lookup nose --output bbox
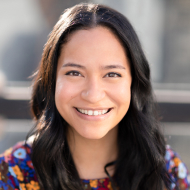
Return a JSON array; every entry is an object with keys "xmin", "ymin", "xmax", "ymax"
[{"xmin": 81, "ymin": 78, "xmax": 105, "ymax": 103}]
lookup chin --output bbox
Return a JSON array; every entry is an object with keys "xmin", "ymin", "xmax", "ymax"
[
  {"xmin": 77, "ymin": 127, "xmax": 113, "ymax": 140},
  {"xmin": 81, "ymin": 133, "xmax": 107, "ymax": 140},
  {"xmin": 68, "ymin": 123, "xmax": 118, "ymax": 140}
]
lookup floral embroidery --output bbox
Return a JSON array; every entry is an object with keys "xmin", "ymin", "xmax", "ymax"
[
  {"xmin": 178, "ymin": 163, "xmax": 187, "ymax": 179},
  {"xmin": 107, "ymin": 181, "xmax": 113, "ymax": 190},
  {"xmin": 12, "ymin": 165, "xmax": 24, "ymax": 181},
  {"xmin": 165, "ymin": 145, "xmax": 190, "ymax": 189},
  {"xmin": 26, "ymin": 161, "xmax": 33, "ymax": 169},
  {"xmin": 19, "ymin": 183, "xmax": 26, "ymax": 190},
  {"xmin": 82, "ymin": 177, "xmax": 111, "ymax": 189},
  {"xmin": 90, "ymin": 179, "xmax": 98, "ymax": 188},
  {"xmin": 165, "ymin": 149, "xmax": 171, "ymax": 161},
  {"xmin": 8, "ymin": 167, "xmax": 16, "ymax": 178},
  {"xmin": 0, "ymin": 161, "xmax": 9, "ymax": 183},
  {"xmin": 13, "ymin": 148, "xmax": 26, "ymax": 160},
  {"xmin": 0, "ymin": 142, "xmax": 39, "ymax": 190},
  {"xmin": 1, "ymin": 147, "xmax": 13, "ymax": 163},
  {"xmin": 0, "ymin": 142, "xmax": 189, "ymax": 190},
  {"xmin": 174, "ymin": 157, "xmax": 181, "ymax": 167},
  {"xmin": 25, "ymin": 180, "xmax": 40, "ymax": 190}
]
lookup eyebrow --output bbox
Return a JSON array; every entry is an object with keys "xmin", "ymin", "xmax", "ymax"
[
  {"xmin": 62, "ymin": 63, "xmax": 126, "ymax": 70},
  {"xmin": 62, "ymin": 63, "xmax": 85, "ymax": 69},
  {"xmin": 102, "ymin": 65, "xmax": 126, "ymax": 70}
]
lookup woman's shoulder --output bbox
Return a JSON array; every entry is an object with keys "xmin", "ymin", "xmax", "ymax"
[
  {"xmin": 165, "ymin": 144, "xmax": 190, "ymax": 190},
  {"xmin": 165, "ymin": 144, "xmax": 188, "ymax": 174},
  {"xmin": 0, "ymin": 141, "xmax": 32, "ymax": 164},
  {"xmin": 0, "ymin": 142, "xmax": 189, "ymax": 190},
  {"xmin": 0, "ymin": 141, "xmax": 40, "ymax": 190}
]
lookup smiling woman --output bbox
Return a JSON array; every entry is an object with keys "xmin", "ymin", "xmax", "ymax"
[
  {"xmin": 55, "ymin": 27, "xmax": 132, "ymax": 140},
  {"xmin": 0, "ymin": 3, "xmax": 190, "ymax": 190}
]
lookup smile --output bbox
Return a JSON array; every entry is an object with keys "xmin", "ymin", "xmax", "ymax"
[{"xmin": 75, "ymin": 108, "xmax": 112, "ymax": 116}]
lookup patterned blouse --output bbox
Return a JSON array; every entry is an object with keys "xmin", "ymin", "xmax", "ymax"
[{"xmin": 0, "ymin": 142, "xmax": 189, "ymax": 190}]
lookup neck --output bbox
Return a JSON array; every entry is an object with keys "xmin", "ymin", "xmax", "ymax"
[{"xmin": 67, "ymin": 126, "xmax": 118, "ymax": 179}]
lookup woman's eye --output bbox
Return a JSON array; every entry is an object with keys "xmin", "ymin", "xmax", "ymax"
[
  {"xmin": 65, "ymin": 71, "xmax": 82, "ymax": 76},
  {"xmin": 105, "ymin": 72, "xmax": 121, "ymax": 78}
]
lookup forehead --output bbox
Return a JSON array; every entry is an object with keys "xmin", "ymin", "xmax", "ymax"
[
  {"xmin": 65, "ymin": 26, "xmax": 124, "ymax": 49},
  {"xmin": 59, "ymin": 26, "xmax": 128, "ymax": 63}
]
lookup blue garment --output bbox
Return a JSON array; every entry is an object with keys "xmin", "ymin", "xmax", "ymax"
[{"xmin": 0, "ymin": 142, "xmax": 189, "ymax": 190}]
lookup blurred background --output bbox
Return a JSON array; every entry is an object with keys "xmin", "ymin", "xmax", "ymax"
[{"xmin": 0, "ymin": 0, "xmax": 190, "ymax": 168}]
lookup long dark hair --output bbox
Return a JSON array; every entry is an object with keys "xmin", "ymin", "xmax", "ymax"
[{"xmin": 29, "ymin": 3, "xmax": 171, "ymax": 190}]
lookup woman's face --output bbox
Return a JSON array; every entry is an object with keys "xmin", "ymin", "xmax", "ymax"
[{"xmin": 55, "ymin": 26, "xmax": 132, "ymax": 140}]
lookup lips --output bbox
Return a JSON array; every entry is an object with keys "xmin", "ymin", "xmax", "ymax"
[{"xmin": 75, "ymin": 108, "xmax": 112, "ymax": 116}]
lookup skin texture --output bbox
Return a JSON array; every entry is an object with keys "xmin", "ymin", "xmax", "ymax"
[{"xmin": 55, "ymin": 26, "xmax": 132, "ymax": 178}]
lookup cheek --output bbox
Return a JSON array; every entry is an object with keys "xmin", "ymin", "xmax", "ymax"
[
  {"xmin": 111, "ymin": 82, "xmax": 131, "ymax": 106},
  {"xmin": 55, "ymin": 80, "xmax": 77, "ymax": 122},
  {"xmin": 55, "ymin": 79, "xmax": 66, "ymax": 103},
  {"xmin": 55, "ymin": 79, "xmax": 71, "ymax": 108},
  {"xmin": 55, "ymin": 78, "xmax": 81, "ymax": 106}
]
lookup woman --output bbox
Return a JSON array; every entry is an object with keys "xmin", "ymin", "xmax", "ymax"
[{"xmin": 0, "ymin": 3, "xmax": 189, "ymax": 190}]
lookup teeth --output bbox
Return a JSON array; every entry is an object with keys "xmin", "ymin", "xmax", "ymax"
[
  {"xmin": 102, "ymin": 110, "xmax": 107, "ymax": 114},
  {"xmin": 88, "ymin": 110, "xmax": 93, "ymax": 115},
  {"xmin": 77, "ymin": 108, "xmax": 110, "ymax": 116}
]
